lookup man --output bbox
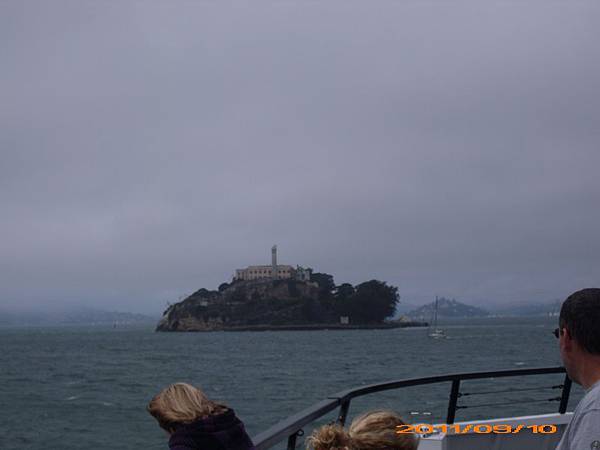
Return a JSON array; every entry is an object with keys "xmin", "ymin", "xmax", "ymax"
[{"xmin": 555, "ymin": 288, "xmax": 600, "ymax": 450}]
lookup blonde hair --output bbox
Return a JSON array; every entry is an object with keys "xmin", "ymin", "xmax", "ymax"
[
  {"xmin": 147, "ymin": 382, "xmax": 228, "ymax": 430},
  {"xmin": 307, "ymin": 410, "xmax": 418, "ymax": 450}
]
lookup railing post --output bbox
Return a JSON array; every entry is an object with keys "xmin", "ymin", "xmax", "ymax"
[
  {"xmin": 446, "ymin": 379, "xmax": 461, "ymax": 424},
  {"xmin": 337, "ymin": 399, "xmax": 351, "ymax": 426},
  {"xmin": 286, "ymin": 433, "xmax": 297, "ymax": 450},
  {"xmin": 287, "ymin": 429, "xmax": 303, "ymax": 450},
  {"xmin": 559, "ymin": 374, "xmax": 572, "ymax": 414}
]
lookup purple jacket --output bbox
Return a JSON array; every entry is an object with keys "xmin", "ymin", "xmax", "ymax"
[{"xmin": 168, "ymin": 409, "xmax": 256, "ymax": 450}]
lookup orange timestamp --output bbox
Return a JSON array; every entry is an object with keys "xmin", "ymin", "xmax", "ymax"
[{"xmin": 396, "ymin": 423, "xmax": 558, "ymax": 435}]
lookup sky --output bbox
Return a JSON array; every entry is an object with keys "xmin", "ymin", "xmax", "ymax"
[{"xmin": 1, "ymin": 1, "xmax": 599, "ymax": 314}]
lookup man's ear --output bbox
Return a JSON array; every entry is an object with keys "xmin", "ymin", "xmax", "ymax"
[{"xmin": 562, "ymin": 327, "xmax": 574, "ymax": 350}]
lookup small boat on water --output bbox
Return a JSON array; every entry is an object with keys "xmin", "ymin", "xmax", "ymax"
[{"xmin": 428, "ymin": 296, "xmax": 446, "ymax": 339}]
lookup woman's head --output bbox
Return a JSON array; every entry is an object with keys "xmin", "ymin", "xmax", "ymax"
[
  {"xmin": 147, "ymin": 382, "xmax": 227, "ymax": 431},
  {"xmin": 307, "ymin": 410, "xmax": 418, "ymax": 450},
  {"xmin": 347, "ymin": 410, "xmax": 417, "ymax": 450},
  {"xmin": 306, "ymin": 424, "xmax": 350, "ymax": 450}
]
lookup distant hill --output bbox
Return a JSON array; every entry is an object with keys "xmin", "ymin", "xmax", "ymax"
[
  {"xmin": 407, "ymin": 298, "xmax": 489, "ymax": 319},
  {"xmin": 393, "ymin": 302, "xmax": 419, "ymax": 317},
  {"xmin": 488, "ymin": 300, "xmax": 561, "ymax": 317},
  {"xmin": 0, "ymin": 307, "xmax": 157, "ymax": 326}
]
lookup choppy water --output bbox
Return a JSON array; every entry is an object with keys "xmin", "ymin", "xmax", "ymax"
[{"xmin": 0, "ymin": 317, "xmax": 584, "ymax": 449}]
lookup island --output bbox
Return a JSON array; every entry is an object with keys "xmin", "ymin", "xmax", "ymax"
[
  {"xmin": 407, "ymin": 297, "xmax": 490, "ymax": 320},
  {"xmin": 156, "ymin": 246, "xmax": 427, "ymax": 332}
]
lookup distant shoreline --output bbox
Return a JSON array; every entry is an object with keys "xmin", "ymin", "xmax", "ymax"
[{"xmin": 159, "ymin": 321, "xmax": 428, "ymax": 332}]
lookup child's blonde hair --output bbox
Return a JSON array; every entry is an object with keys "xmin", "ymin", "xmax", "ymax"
[
  {"xmin": 307, "ymin": 410, "xmax": 418, "ymax": 450},
  {"xmin": 147, "ymin": 382, "xmax": 228, "ymax": 431}
]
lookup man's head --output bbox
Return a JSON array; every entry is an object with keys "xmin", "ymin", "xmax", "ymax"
[{"xmin": 558, "ymin": 288, "xmax": 600, "ymax": 386}]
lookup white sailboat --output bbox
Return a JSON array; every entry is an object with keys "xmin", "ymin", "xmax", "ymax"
[{"xmin": 428, "ymin": 296, "xmax": 446, "ymax": 339}]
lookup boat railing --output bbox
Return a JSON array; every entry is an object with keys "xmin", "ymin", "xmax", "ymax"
[{"xmin": 252, "ymin": 366, "xmax": 571, "ymax": 450}]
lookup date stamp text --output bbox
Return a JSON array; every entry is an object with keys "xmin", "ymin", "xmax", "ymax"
[{"xmin": 396, "ymin": 424, "xmax": 558, "ymax": 435}]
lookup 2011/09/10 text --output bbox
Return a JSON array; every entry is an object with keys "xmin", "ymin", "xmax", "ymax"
[{"xmin": 396, "ymin": 424, "xmax": 558, "ymax": 434}]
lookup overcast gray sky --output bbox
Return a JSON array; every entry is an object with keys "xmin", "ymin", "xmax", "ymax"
[{"xmin": 1, "ymin": 1, "xmax": 599, "ymax": 314}]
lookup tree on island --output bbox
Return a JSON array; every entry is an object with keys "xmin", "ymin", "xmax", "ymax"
[
  {"xmin": 335, "ymin": 283, "xmax": 355, "ymax": 301},
  {"xmin": 310, "ymin": 273, "xmax": 399, "ymax": 323},
  {"xmin": 332, "ymin": 283, "xmax": 355, "ymax": 317},
  {"xmin": 310, "ymin": 272, "xmax": 335, "ymax": 297},
  {"xmin": 337, "ymin": 280, "xmax": 399, "ymax": 324}
]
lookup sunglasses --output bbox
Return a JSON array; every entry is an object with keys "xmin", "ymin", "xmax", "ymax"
[{"xmin": 553, "ymin": 328, "xmax": 560, "ymax": 339}]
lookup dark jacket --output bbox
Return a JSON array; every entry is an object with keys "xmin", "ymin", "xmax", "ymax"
[{"xmin": 168, "ymin": 409, "xmax": 256, "ymax": 450}]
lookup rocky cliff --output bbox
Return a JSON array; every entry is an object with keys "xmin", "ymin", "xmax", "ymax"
[{"xmin": 156, "ymin": 279, "xmax": 325, "ymax": 331}]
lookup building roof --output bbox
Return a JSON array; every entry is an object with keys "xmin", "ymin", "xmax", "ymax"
[{"xmin": 237, "ymin": 265, "xmax": 294, "ymax": 270}]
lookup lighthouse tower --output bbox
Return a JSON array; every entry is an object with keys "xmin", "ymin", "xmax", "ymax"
[{"xmin": 271, "ymin": 245, "xmax": 278, "ymax": 280}]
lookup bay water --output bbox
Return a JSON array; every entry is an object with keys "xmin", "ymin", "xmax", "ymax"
[{"xmin": 0, "ymin": 317, "xmax": 583, "ymax": 449}]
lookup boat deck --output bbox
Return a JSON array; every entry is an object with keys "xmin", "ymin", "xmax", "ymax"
[{"xmin": 252, "ymin": 366, "xmax": 573, "ymax": 450}]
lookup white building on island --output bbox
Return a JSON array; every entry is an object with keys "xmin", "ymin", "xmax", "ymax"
[{"xmin": 234, "ymin": 245, "xmax": 312, "ymax": 282}]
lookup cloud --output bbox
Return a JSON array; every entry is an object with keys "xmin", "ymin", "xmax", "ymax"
[{"xmin": 1, "ymin": 1, "xmax": 599, "ymax": 313}]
